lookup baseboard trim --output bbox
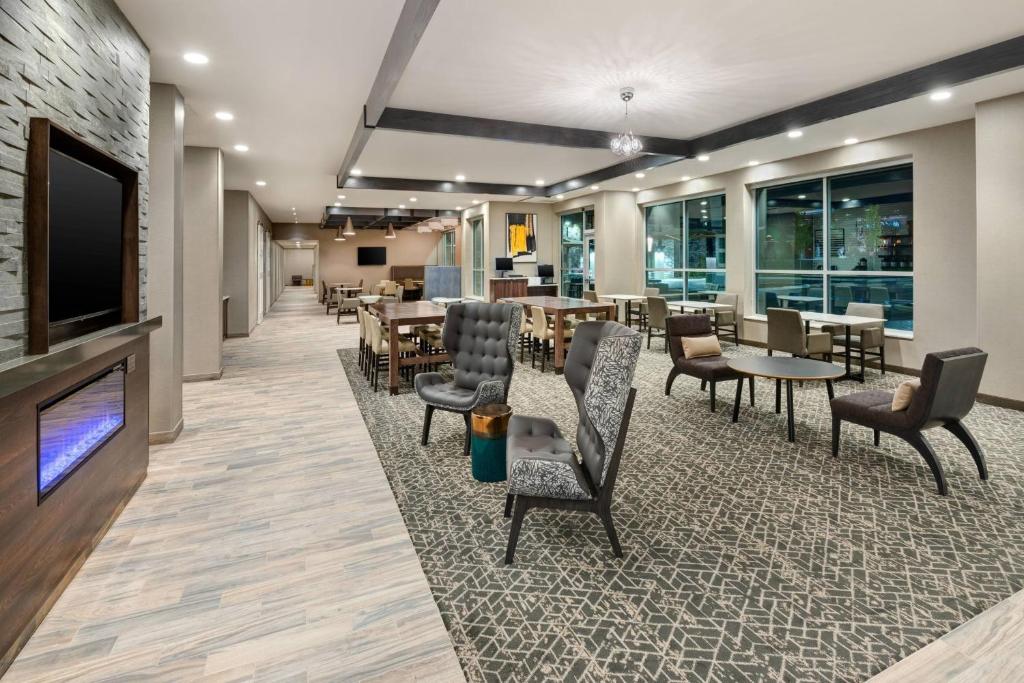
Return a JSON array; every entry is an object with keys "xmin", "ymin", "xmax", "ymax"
[
  {"xmin": 149, "ymin": 417, "xmax": 184, "ymax": 444},
  {"xmin": 225, "ymin": 332, "xmax": 249, "ymax": 339},
  {"xmin": 183, "ymin": 368, "xmax": 223, "ymax": 382}
]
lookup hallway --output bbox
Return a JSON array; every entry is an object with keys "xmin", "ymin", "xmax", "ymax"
[{"xmin": 6, "ymin": 288, "xmax": 462, "ymax": 682}]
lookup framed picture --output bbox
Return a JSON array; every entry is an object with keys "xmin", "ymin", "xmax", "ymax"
[{"xmin": 506, "ymin": 213, "xmax": 538, "ymax": 263}]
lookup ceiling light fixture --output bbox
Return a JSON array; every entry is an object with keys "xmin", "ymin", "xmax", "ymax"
[
  {"xmin": 842, "ymin": 197, "xmax": 851, "ymax": 202},
  {"xmin": 255, "ymin": 180, "xmax": 266, "ymax": 186},
  {"xmin": 385, "ymin": 222, "xmax": 397, "ymax": 239},
  {"xmin": 844, "ymin": 137, "xmax": 859, "ymax": 145},
  {"xmin": 409, "ymin": 197, "xmax": 417, "ymax": 202},
  {"xmin": 337, "ymin": 194, "xmax": 346, "ymax": 199},
  {"xmin": 611, "ymin": 87, "xmax": 643, "ymax": 156},
  {"xmin": 233, "ymin": 144, "xmax": 249, "ymax": 152},
  {"xmin": 455, "ymin": 174, "xmax": 466, "ymax": 181},
  {"xmin": 590, "ymin": 185, "xmax": 599, "ymax": 190},
  {"xmin": 214, "ymin": 111, "xmax": 234, "ymax": 121},
  {"xmin": 455, "ymin": 206, "xmax": 463, "ymax": 210},
  {"xmin": 398, "ymin": 204, "xmax": 406, "ymax": 209},
  {"xmin": 787, "ymin": 130, "xmax": 803, "ymax": 138},
  {"xmin": 343, "ymin": 217, "xmax": 356, "ymax": 236},
  {"xmin": 291, "ymin": 206, "xmax": 296, "ymax": 211},
  {"xmin": 748, "ymin": 160, "xmax": 760, "ymax": 166},
  {"xmin": 472, "ymin": 199, "xmax": 480, "ymax": 204},
  {"xmin": 681, "ymin": 176, "xmax": 692, "ymax": 181},
  {"xmin": 697, "ymin": 154, "xmax": 710, "ymax": 162},
  {"xmin": 632, "ymin": 187, "xmax": 640, "ymax": 192},
  {"xmin": 534, "ymin": 179, "xmax": 545, "ymax": 186},
  {"xmin": 929, "ymin": 89, "xmax": 952, "ymax": 101},
  {"xmin": 556, "ymin": 194, "xmax": 564, "ymax": 199},
  {"xmin": 634, "ymin": 172, "xmax": 645, "ymax": 179},
  {"xmin": 183, "ymin": 52, "xmax": 209, "ymax": 65},
  {"xmin": 700, "ymin": 200, "xmax": 708, "ymax": 205},
  {"xmin": 350, "ymin": 168, "xmax": 362, "ymax": 176},
  {"xmin": 333, "ymin": 202, "xmax": 341, "ymax": 206},
  {"xmin": 797, "ymin": 194, "xmax": 807, "ymax": 199}
]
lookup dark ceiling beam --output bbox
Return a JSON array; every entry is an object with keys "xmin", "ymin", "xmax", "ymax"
[
  {"xmin": 691, "ymin": 33, "xmax": 1024, "ymax": 154},
  {"xmin": 321, "ymin": 206, "xmax": 460, "ymax": 229},
  {"xmin": 342, "ymin": 175, "xmax": 547, "ymax": 197},
  {"xmin": 336, "ymin": 0, "xmax": 440, "ymax": 180},
  {"xmin": 545, "ymin": 154, "xmax": 683, "ymax": 196},
  {"xmin": 375, "ymin": 107, "xmax": 693, "ymax": 156}
]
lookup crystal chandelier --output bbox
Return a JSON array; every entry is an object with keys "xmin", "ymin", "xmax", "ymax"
[{"xmin": 610, "ymin": 87, "xmax": 643, "ymax": 157}]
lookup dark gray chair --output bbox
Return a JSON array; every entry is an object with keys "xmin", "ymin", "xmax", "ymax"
[
  {"xmin": 415, "ymin": 302, "xmax": 521, "ymax": 456},
  {"xmin": 503, "ymin": 321, "xmax": 641, "ymax": 564},
  {"xmin": 830, "ymin": 348, "xmax": 989, "ymax": 495},
  {"xmin": 665, "ymin": 314, "xmax": 753, "ymax": 413}
]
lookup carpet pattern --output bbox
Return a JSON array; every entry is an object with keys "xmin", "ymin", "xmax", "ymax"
[{"xmin": 338, "ymin": 340, "xmax": 1024, "ymax": 682}]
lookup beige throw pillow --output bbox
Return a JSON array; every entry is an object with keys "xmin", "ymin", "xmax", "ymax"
[
  {"xmin": 682, "ymin": 335, "xmax": 722, "ymax": 359},
  {"xmin": 891, "ymin": 378, "xmax": 921, "ymax": 411}
]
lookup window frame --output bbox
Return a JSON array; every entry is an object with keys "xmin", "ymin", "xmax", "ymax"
[
  {"xmin": 470, "ymin": 217, "xmax": 484, "ymax": 297},
  {"xmin": 643, "ymin": 190, "xmax": 726, "ymax": 300},
  {"xmin": 750, "ymin": 161, "xmax": 914, "ymax": 333}
]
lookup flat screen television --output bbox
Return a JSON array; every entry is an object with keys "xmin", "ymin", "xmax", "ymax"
[
  {"xmin": 537, "ymin": 264, "xmax": 554, "ymax": 278},
  {"xmin": 48, "ymin": 150, "xmax": 124, "ymax": 331},
  {"xmin": 358, "ymin": 246, "xmax": 387, "ymax": 266},
  {"xmin": 495, "ymin": 257, "xmax": 513, "ymax": 272}
]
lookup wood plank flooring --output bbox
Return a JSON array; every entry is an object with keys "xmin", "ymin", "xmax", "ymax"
[{"xmin": 4, "ymin": 287, "xmax": 463, "ymax": 682}]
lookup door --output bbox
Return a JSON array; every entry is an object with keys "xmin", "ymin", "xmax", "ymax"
[
  {"xmin": 585, "ymin": 235, "xmax": 596, "ymax": 292},
  {"xmin": 256, "ymin": 222, "xmax": 265, "ymax": 323},
  {"xmin": 560, "ymin": 211, "xmax": 584, "ymax": 299}
]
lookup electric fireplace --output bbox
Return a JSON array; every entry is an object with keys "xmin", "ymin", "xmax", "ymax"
[{"xmin": 37, "ymin": 361, "xmax": 126, "ymax": 500}]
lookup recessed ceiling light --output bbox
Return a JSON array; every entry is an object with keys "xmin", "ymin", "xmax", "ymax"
[
  {"xmin": 681, "ymin": 176, "xmax": 692, "ymax": 181},
  {"xmin": 556, "ymin": 194, "xmax": 564, "ymax": 199},
  {"xmin": 455, "ymin": 206, "xmax": 463, "ymax": 210},
  {"xmin": 350, "ymin": 168, "xmax": 362, "ymax": 176},
  {"xmin": 535, "ymin": 179, "xmax": 545, "ymax": 185},
  {"xmin": 632, "ymin": 187, "xmax": 640, "ymax": 192},
  {"xmin": 787, "ymin": 130, "xmax": 803, "ymax": 138},
  {"xmin": 233, "ymin": 144, "xmax": 249, "ymax": 152},
  {"xmin": 291, "ymin": 207, "xmax": 296, "ymax": 210},
  {"xmin": 841, "ymin": 197, "xmax": 851, "ymax": 202},
  {"xmin": 697, "ymin": 154, "xmax": 710, "ymax": 162},
  {"xmin": 455, "ymin": 174, "xmax": 466, "ymax": 181},
  {"xmin": 255, "ymin": 180, "xmax": 266, "ymax": 186},
  {"xmin": 472, "ymin": 199, "xmax": 480, "ymax": 204},
  {"xmin": 844, "ymin": 137, "xmax": 859, "ymax": 145},
  {"xmin": 333, "ymin": 202, "xmax": 341, "ymax": 206},
  {"xmin": 409, "ymin": 197, "xmax": 417, "ymax": 202},
  {"xmin": 748, "ymin": 160, "xmax": 761, "ymax": 166},
  {"xmin": 634, "ymin": 172, "xmax": 645, "ymax": 179},
  {"xmin": 590, "ymin": 185, "xmax": 599, "ymax": 190},
  {"xmin": 214, "ymin": 111, "xmax": 234, "ymax": 121},
  {"xmin": 294, "ymin": 241, "xmax": 300, "ymax": 246},
  {"xmin": 337, "ymin": 194, "xmax": 345, "ymax": 199},
  {"xmin": 700, "ymin": 200, "xmax": 708, "ymax": 206},
  {"xmin": 701, "ymin": 209, "xmax": 707, "ymax": 214},
  {"xmin": 929, "ymin": 89, "xmax": 952, "ymax": 102},
  {"xmin": 797, "ymin": 194, "xmax": 806, "ymax": 200},
  {"xmin": 398, "ymin": 204, "xmax": 406, "ymax": 209},
  {"xmin": 183, "ymin": 52, "xmax": 209, "ymax": 65}
]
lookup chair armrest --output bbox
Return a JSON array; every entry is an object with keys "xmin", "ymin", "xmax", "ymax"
[
  {"xmin": 861, "ymin": 327, "xmax": 884, "ymax": 348},
  {"xmin": 472, "ymin": 378, "xmax": 507, "ymax": 407}
]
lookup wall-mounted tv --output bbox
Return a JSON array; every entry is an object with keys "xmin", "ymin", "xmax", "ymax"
[{"xmin": 357, "ymin": 246, "xmax": 387, "ymax": 266}]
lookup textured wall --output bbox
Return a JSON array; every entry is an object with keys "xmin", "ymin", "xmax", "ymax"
[{"xmin": 0, "ymin": 0, "xmax": 150, "ymax": 363}]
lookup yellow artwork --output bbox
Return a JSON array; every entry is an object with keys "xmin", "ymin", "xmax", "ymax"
[{"xmin": 506, "ymin": 213, "xmax": 537, "ymax": 263}]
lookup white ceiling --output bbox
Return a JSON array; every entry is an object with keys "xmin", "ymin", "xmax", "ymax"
[{"xmin": 117, "ymin": 0, "xmax": 1024, "ymax": 223}]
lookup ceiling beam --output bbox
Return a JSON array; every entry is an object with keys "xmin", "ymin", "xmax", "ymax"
[
  {"xmin": 690, "ymin": 33, "xmax": 1024, "ymax": 154},
  {"xmin": 545, "ymin": 154, "xmax": 683, "ymax": 196},
  {"xmin": 341, "ymin": 175, "xmax": 547, "ymax": 197},
  {"xmin": 374, "ymin": 107, "xmax": 693, "ymax": 156},
  {"xmin": 336, "ymin": 0, "xmax": 440, "ymax": 180}
]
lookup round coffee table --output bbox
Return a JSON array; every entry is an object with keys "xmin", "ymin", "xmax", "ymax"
[{"xmin": 727, "ymin": 356, "xmax": 844, "ymax": 442}]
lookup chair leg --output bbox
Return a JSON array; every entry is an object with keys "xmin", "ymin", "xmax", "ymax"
[
  {"xmin": 503, "ymin": 493, "xmax": 514, "ymax": 518},
  {"xmin": 775, "ymin": 379, "xmax": 781, "ymax": 414},
  {"xmin": 903, "ymin": 433, "xmax": 948, "ymax": 496},
  {"xmin": 700, "ymin": 379, "xmax": 707, "ymax": 392},
  {"xmin": 732, "ymin": 378, "xmax": 742, "ymax": 422},
  {"xmin": 665, "ymin": 367, "xmax": 681, "ymax": 396},
  {"xmin": 505, "ymin": 496, "xmax": 528, "ymax": 564},
  {"xmin": 860, "ymin": 347, "xmax": 866, "ymax": 377},
  {"xmin": 943, "ymin": 420, "xmax": 989, "ymax": 480},
  {"xmin": 463, "ymin": 412, "xmax": 472, "ymax": 456},
  {"xmin": 873, "ymin": 429, "xmax": 880, "ymax": 446},
  {"xmin": 767, "ymin": 348, "xmax": 773, "ymax": 357},
  {"xmin": 421, "ymin": 405, "xmax": 434, "ymax": 446},
  {"xmin": 647, "ymin": 326, "xmax": 652, "ymax": 350},
  {"xmin": 831, "ymin": 418, "xmax": 841, "ymax": 457},
  {"xmin": 748, "ymin": 376, "xmax": 755, "ymax": 406},
  {"xmin": 710, "ymin": 381, "xmax": 716, "ymax": 412},
  {"xmin": 880, "ymin": 344, "xmax": 886, "ymax": 375},
  {"xmin": 599, "ymin": 508, "xmax": 623, "ymax": 558}
]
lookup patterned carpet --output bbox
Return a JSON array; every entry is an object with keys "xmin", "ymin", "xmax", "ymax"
[{"xmin": 337, "ymin": 339, "xmax": 1024, "ymax": 682}]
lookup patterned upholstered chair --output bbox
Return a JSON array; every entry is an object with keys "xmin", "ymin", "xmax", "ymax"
[
  {"xmin": 830, "ymin": 348, "xmax": 988, "ymax": 495},
  {"xmin": 503, "ymin": 321, "xmax": 641, "ymax": 564},
  {"xmin": 415, "ymin": 302, "xmax": 521, "ymax": 456},
  {"xmin": 665, "ymin": 314, "xmax": 753, "ymax": 413}
]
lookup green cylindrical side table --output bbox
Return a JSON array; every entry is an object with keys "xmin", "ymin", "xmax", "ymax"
[{"xmin": 471, "ymin": 404, "xmax": 512, "ymax": 482}]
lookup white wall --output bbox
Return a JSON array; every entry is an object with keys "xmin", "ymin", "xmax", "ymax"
[
  {"xmin": 223, "ymin": 190, "xmax": 273, "ymax": 336},
  {"xmin": 283, "ymin": 248, "xmax": 315, "ymax": 279}
]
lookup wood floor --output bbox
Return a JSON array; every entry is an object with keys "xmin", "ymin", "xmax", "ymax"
[{"xmin": 5, "ymin": 287, "xmax": 463, "ymax": 682}]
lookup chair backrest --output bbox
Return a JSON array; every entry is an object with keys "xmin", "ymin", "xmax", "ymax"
[
  {"xmin": 358, "ymin": 278, "xmax": 364, "ymax": 288},
  {"xmin": 715, "ymin": 292, "xmax": 738, "ymax": 309},
  {"xmin": 846, "ymin": 301, "xmax": 884, "ymax": 319},
  {"xmin": 321, "ymin": 280, "xmax": 328, "ymax": 302},
  {"xmin": 382, "ymin": 280, "xmax": 397, "ymax": 295},
  {"xmin": 868, "ymin": 285, "xmax": 888, "ymax": 304},
  {"xmin": 643, "ymin": 287, "xmax": 659, "ymax": 297},
  {"xmin": 835, "ymin": 284, "xmax": 854, "ymax": 309},
  {"xmin": 907, "ymin": 348, "xmax": 987, "ymax": 427},
  {"xmin": 396, "ymin": 285, "xmax": 405, "ymax": 302},
  {"xmin": 442, "ymin": 302, "xmax": 521, "ymax": 395},
  {"xmin": 530, "ymin": 306, "xmax": 550, "ymax": 340},
  {"xmin": 367, "ymin": 315, "xmax": 384, "ymax": 352},
  {"xmin": 582, "ymin": 290, "xmax": 598, "ymax": 303},
  {"xmin": 563, "ymin": 321, "xmax": 641, "ymax": 494},
  {"xmin": 766, "ymin": 307, "xmax": 805, "ymax": 355},
  {"xmin": 647, "ymin": 296, "xmax": 669, "ymax": 329},
  {"xmin": 666, "ymin": 314, "xmax": 713, "ymax": 362},
  {"xmin": 356, "ymin": 308, "xmax": 367, "ymax": 340}
]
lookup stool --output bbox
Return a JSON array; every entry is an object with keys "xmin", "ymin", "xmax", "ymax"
[{"xmin": 471, "ymin": 404, "xmax": 512, "ymax": 482}]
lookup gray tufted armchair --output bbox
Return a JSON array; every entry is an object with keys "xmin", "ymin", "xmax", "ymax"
[
  {"xmin": 503, "ymin": 320, "xmax": 641, "ymax": 564},
  {"xmin": 415, "ymin": 302, "xmax": 522, "ymax": 456}
]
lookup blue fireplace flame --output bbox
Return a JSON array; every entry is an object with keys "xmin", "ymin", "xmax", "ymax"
[{"xmin": 38, "ymin": 365, "xmax": 125, "ymax": 498}]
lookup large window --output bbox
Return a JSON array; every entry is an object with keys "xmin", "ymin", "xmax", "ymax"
[
  {"xmin": 470, "ymin": 217, "xmax": 484, "ymax": 297},
  {"xmin": 560, "ymin": 209, "xmax": 591, "ymax": 299},
  {"xmin": 754, "ymin": 164, "xmax": 913, "ymax": 331},
  {"xmin": 644, "ymin": 194, "xmax": 725, "ymax": 301}
]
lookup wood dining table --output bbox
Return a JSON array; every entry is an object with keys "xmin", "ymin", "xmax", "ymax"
[
  {"xmin": 501, "ymin": 296, "xmax": 616, "ymax": 373},
  {"xmin": 372, "ymin": 301, "xmax": 449, "ymax": 395}
]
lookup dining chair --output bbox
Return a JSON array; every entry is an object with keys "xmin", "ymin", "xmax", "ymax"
[
  {"xmin": 645, "ymin": 296, "xmax": 670, "ymax": 352},
  {"xmin": 366, "ymin": 315, "xmax": 416, "ymax": 392},
  {"xmin": 637, "ymin": 287, "xmax": 659, "ymax": 329},
  {"xmin": 766, "ymin": 308, "xmax": 831, "ymax": 360},
  {"xmin": 530, "ymin": 305, "xmax": 573, "ymax": 372},
  {"xmin": 713, "ymin": 292, "xmax": 739, "ymax": 345},
  {"xmin": 822, "ymin": 302, "xmax": 886, "ymax": 376}
]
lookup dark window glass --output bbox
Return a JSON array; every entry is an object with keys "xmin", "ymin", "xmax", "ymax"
[
  {"xmin": 829, "ymin": 275, "xmax": 913, "ymax": 331},
  {"xmin": 685, "ymin": 270, "xmax": 726, "ymax": 300},
  {"xmin": 828, "ymin": 165, "xmax": 913, "ymax": 272},
  {"xmin": 645, "ymin": 270, "xmax": 685, "ymax": 300},
  {"xmin": 645, "ymin": 202, "xmax": 683, "ymax": 269},
  {"xmin": 756, "ymin": 179, "xmax": 824, "ymax": 270},
  {"xmin": 686, "ymin": 195, "xmax": 726, "ymax": 268},
  {"xmin": 755, "ymin": 273, "xmax": 825, "ymax": 314}
]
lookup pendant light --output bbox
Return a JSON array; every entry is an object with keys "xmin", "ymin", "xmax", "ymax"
[
  {"xmin": 333, "ymin": 225, "xmax": 345, "ymax": 241},
  {"xmin": 384, "ymin": 222, "xmax": 397, "ymax": 239},
  {"xmin": 610, "ymin": 87, "xmax": 643, "ymax": 157},
  {"xmin": 342, "ymin": 216, "xmax": 356, "ymax": 236}
]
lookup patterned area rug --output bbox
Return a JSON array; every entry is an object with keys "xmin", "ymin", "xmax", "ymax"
[{"xmin": 337, "ymin": 341, "xmax": 1024, "ymax": 682}]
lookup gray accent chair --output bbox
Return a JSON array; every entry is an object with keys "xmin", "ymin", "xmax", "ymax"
[
  {"xmin": 665, "ymin": 314, "xmax": 753, "ymax": 413},
  {"xmin": 713, "ymin": 292, "xmax": 739, "ymax": 345},
  {"xmin": 415, "ymin": 302, "xmax": 521, "ymax": 455},
  {"xmin": 767, "ymin": 307, "xmax": 831, "ymax": 360},
  {"xmin": 504, "ymin": 321, "xmax": 641, "ymax": 564},
  {"xmin": 830, "ymin": 348, "xmax": 988, "ymax": 495},
  {"xmin": 335, "ymin": 290, "xmax": 359, "ymax": 323},
  {"xmin": 821, "ymin": 302, "xmax": 886, "ymax": 376}
]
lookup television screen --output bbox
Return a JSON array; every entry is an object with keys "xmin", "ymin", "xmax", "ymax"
[
  {"xmin": 48, "ymin": 150, "xmax": 123, "ymax": 325},
  {"xmin": 357, "ymin": 246, "xmax": 386, "ymax": 266},
  {"xmin": 537, "ymin": 264, "xmax": 554, "ymax": 278},
  {"xmin": 495, "ymin": 257, "xmax": 513, "ymax": 271}
]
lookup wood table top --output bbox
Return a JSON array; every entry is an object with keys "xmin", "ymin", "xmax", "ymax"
[
  {"xmin": 372, "ymin": 301, "xmax": 447, "ymax": 324},
  {"xmin": 501, "ymin": 296, "xmax": 613, "ymax": 312},
  {"xmin": 727, "ymin": 356, "xmax": 845, "ymax": 381}
]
